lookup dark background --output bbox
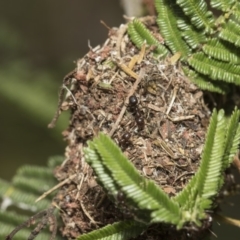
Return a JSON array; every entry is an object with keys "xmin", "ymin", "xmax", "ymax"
[
  {"xmin": 0, "ymin": 1, "xmax": 239, "ymax": 239},
  {"xmin": 0, "ymin": 0, "xmax": 123, "ymax": 179}
]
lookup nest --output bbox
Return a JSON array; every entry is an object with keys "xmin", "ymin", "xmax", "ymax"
[{"xmin": 52, "ymin": 18, "xmax": 212, "ymax": 239}]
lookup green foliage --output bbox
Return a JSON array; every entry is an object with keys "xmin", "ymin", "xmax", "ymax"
[
  {"xmin": 127, "ymin": 19, "xmax": 168, "ymax": 57},
  {"xmin": 155, "ymin": 2, "xmax": 190, "ymax": 58},
  {"xmin": 176, "ymin": 0, "xmax": 214, "ymax": 32},
  {"xmin": 127, "ymin": 0, "xmax": 240, "ymax": 93},
  {"xmin": 84, "ymin": 134, "xmax": 181, "ymax": 225},
  {"xmin": 0, "ymin": 61, "xmax": 69, "ymax": 137},
  {"xmin": 182, "ymin": 66, "xmax": 228, "ymax": 93},
  {"xmin": 210, "ymin": 0, "xmax": 235, "ymax": 11},
  {"xmin": 188, "ymin": 53, "xmax": 240, "ymax": 84},
  {"xmin": 0, "ymin": 156, "xmax": 64, "ymax": 240},
  {"xmin": 77, "ymin": 221, "xmax": 147, "ymax": 240},
  {"xmin": 81, "ymin": 109, "xmax": 240, "ymax": 240},
  {"xmin": 174, "ymin": 109, "xmax": 240, "ymax": 212}
]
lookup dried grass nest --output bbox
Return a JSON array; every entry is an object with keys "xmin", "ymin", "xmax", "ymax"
[{"xmin": 52, "ymin": 18, "xmax": 217, "ymax": 239}]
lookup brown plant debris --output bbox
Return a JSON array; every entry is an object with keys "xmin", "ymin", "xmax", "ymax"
[
  {"xmin": 5, "ymin": 207, "xmax": 57, "ymax": 240},
  {"xmin": 52, "ymin": 18, "xmax": 212, "ymax": 239}
]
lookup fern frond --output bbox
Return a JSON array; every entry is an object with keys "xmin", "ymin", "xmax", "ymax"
[
  {"xmin": 84, "ymin": 145, "xmax": 119, "ymax": 196},
  {"xmin": 12, "ymin": 175, "xmax": 56, "ymax": 198},
  {"xmin": 127, "ymin": 19, "xmax": 169, "ymax": 58},
  {"xmin": 0, "ymin": 211, "xmax": 63, "ymax": 240},
  {"xmin": 182, "ymin": 66, "xmax": 229, "ymax": 94},
  {"xmin": 84, "ymin": 133, "xmax": 181, "ymax": 224},
  {"xmin": 173, "ymin": 109, "xmax": 239, "ymax": 216},
  {"xmin": 176, "ymin": 0, "xmax": 214, "ymax": 32},
  {"xmin": 210, "ymin": 0, "xmax": 235, "ymax": 11},
  {"xmin": 203, "ymin": 39, "xmax": 240, "ymax": 64},
  {"xmin": 0, "ymin": 210, "xmax": 27, "ymax": 226},
  {"xmin": 172, "ymin": 110, "xmax": 221, "ymax": 220},
  {"xmin": 2, "ymin": 186, "xmax": 50, "ymax": 210},
  {"xmin": 155, "ymin": 0, "xmax": 190, "ymax": 58},
  {"xmin": 196, "ymin": 109, "xmax": 226, "ymax": 200},
  {"xmin": 232, "ymin": 2, "xmax": 240, "ymax": 22},
  {"xmin": 77, "ymin": 220, "xmax": 147, "ymax": 240},
  {"xmin": 0, "ymin": 157, "xmax": 64, "ymax": 239},
  {"xmin": 178, "ymin": 19, "xmax": 206, "ymax": 49},
  {"xmin": 0, "ymin": 222, "xmax": 54, "ymax": 240},
  {"xmin": 219, "ymin": 20, "xmax": 240, "ymax": 47},
  {"xmin": 188, "ymin": 52, "xmax": 240, "ymax": 84},
  {"xmin": 0, "ymin": 158, "xmax": 60, "ymax": 211},
  {"xmin": 221, "ymin": 108, "xmax": 240, "ymax": 170},
  {"xmin": 17, "ymin": 165, "xmax": 54, "ymax": 180}
]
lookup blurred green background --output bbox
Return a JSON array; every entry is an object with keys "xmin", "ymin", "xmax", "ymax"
[
  {"xmin": 0, "ymin": 0, "xmax": 239, "ymax": 239},
  {"xmin": 0, "ymin": 0, "xmax": 123, "ymax": 180}
]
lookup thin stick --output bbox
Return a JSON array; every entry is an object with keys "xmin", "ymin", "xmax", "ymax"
[
  {"xmin": 80, "ymin": 201, "xmax": 99, "ymax": 227},
  {"xmin": 109, "ymin": 68, "xmax": 145, "ymax": 137},
  {"xmin": 35, "ymin": 173, "xmax": 77, "ymax": 203},
  {"xmin": 48, "ymin": 69, "xmax": 76, "ymax": 128},
  {"xmin": 75, "ymin": 173, "xmax": 84, "ymax": 200},
  {"xmin": 166, "ymin": 85, "xmax": 179, "ymax": 115},
  {"xmin": 214, "ymin": 213, "xmax": 240, "ymax": 228},
  {"xmin": 172, "ymin": 171, "xmax": 194, "ymax": 185},
  {"xmin": 63, "ymin": 84, "xmax": 78, "ymax": 105},
  {"xmin": 167, "ymin": 115, "xmax": 195, "ymax": 122},
  {"xmin": 5, "ymin": 209, "xmax": 49, "ymax": 240}
]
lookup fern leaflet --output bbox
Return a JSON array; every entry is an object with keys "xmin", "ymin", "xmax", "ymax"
[
  {"xmin": 182, "ymin": 66, "xmax": 229, "ymax": 94},
  {"xmin": 221, "ymin": 108, "xmax": 240, "ymax": 170},
  {"xmin": 155, "ymin": 0, "xmax": 190, "ymax": 58},
  {"xmin": 84, "ymin": 133, "xmax": 181, "ymax": 224},
  {"xmin": 219, "ymin": 19, "xmax": 240, "ymax": 47},
  {"xmin": 210, "ymin": 0, "xmax": 235, "ymax": 11},
  {"xmin": 77, "ymin": 221, "xmax": 147, "ymax": 240},
  {"xmin": 176, "ymin": 0, "xmax": 214, "ymax": 32},
  {"xmin": 188, "ymin": 52, "xmax": 240, "ymax": 84},
  {"xmin": 178, "ymin": 19, "xmax": 206, "ymax": 49},
  {"xmin": 127, "ymin": 19, "xmax": 168, "ymax": 57},
  {"xmin": 196, "ymin": 110, "xmax": 226, "ymax": 200},
  {"xmin": 203, "ymin": 38, "xmax": 240, "ymax": 64}
]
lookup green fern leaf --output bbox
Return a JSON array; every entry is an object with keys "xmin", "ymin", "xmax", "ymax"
[
  {"xmin": 1, "ymin": 222, "xmax": 54, "ymax": 240},
  {"xmin": 210, "ymin": 0, "xmax": 235, "ymax": 11},
  {"xmin": 84, "ymin": 133, "xmax": 181, "ymax": 224},
  {"xmin": 155, "ymin": 0, "xmax": 190, "ymax": 58},
  {"xmin": 12, "ymin": 175, "xmax": 56, "ymax": 198},
  {"xmin": 84, "ymin": 145, "xmax": 119, "ymax": 196},
  {"xmin": 16, "ymin": 165, "xmax": 54, "ymax": 181},
  {"xmin": 176, "ymin": 0, "xmax": 214, "ymax": 32},
  {"xmin": 203, "ymin": 39, "xmax": 240, "ymax": 64},
  {"xmin": 173, "ymin": 109, "xmax": 239, "ymax": 218},
  {"xmin": 0, "ymin": 211, "xmax": 63, "ymax": 240},
  {"xmin": 188, "ymin": 52, "xmax": 240, "ymax": 84},
  {"xmin": 196, "ymin": 109, "xmax": 226, "ymax": 200},
  {"xmin": 77, "ymin": 220, "xmax": 147, "ymax": 240},
  {"xmin": 219, "ymin": 20, "xmax": 240, "ymax": 47},
  {"xmin": 232, "ymin": 2, "xmax": 240, "ymax": 22},
  {"xmin": 182, "ymin": 66, "xmax": 229, "ymax": 94},
  {"xmin": 0, "ymin": 159, "xmax": 59, "ymax": 211},
  {"xmin": 0, "ymin": 210, "xmax": 27, "ymax": 226},
  {"xmin": 0, "ymin": 158, "xmax": 64, "ymax": 240},
  {"xmin": 2, "ymin": 186, "xmax": 50, "ymax": 210},
  {"xmin": 221, "ymin": 108, "xmax": 240, "ymax": 170},
  {"xmin": 127, "ymin": 19, "xmax": 169, "ymax": 57},
  {"xmin": 177, "ymin": 19, "xmax": 206, "ymax": 49}
]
